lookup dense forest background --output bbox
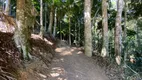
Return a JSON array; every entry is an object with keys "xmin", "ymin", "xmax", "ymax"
[{"xmin": 0, "ymin": 0, "xmax": 142, "ymax": 80}]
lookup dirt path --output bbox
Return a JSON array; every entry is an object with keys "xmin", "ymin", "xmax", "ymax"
[{"xmin": 47, "ymin": 47, "xmax": 109, "ymax": 80}]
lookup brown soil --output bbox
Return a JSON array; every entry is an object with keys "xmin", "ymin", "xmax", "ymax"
[
  {"xmin": 92, "ymin": 55, "xmax": 124, "ymax": 80},
  {"xmin": 0, "ymin": 32, "xmax": 55, "ymax": 80},
  {"xmin": 0, "ymin": 32, "xmax": 20, "ymax": 80},
  {"xmin": 17, "ymin": 34, "xmax": 56, "ymax": 80},
  {"xmin": 47, "ymin": 46, "xmax": 110, "ymax": 80},
  {"xmin": 0, "ymin": 32, "xmax": 124, "ymax": 80}
]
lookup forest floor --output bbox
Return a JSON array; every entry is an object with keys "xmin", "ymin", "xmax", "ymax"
[
  {"xmin": 0, "ymin": 32, "xmax": 124, "ymax": 80},
  {"xmin": 47, "ymin": 46, "xmax": 110, "ymax": 80}
]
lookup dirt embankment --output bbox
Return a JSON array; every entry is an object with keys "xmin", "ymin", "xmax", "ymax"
[
  {"xmin": 0, "ymin": 31, "xmax": 130, "ymax": 80},
  {"xmin": 0, "ymin": 32, "xmax": 56, "ymax": 80}
]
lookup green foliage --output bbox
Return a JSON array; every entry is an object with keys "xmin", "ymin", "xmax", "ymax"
[
  {"xmin": 128, "ymin": 0, "xmax": 142, "ymax": 18},
  {"xmin": 8, "ymin": 0, "xmax": 142, "ymax": 78},
  {"xmin": 127, "ymin": 29, "xmax": 136, "ymax": 36},
  {"xmin": 31, "ymin": 0, "xmax": 40, "ymax": 11},
  {"xmin": 137, "ymin": 18, "xmax": 142, "ymax": 29},
  {"xmin": 45, "ymin": 0, "xmax": 63, "ymax": 7},
  {"xmin": 108, "ymin": 9, "xmax": 117, "ymax": 30},
  {"xmin": 122, "ymin": 17, "xmax": 142, "ymax": 79}
]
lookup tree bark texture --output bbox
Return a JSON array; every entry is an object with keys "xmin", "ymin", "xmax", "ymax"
[
  {"xmin": 5, "ymin": 0, "xmax": 11, "ymax": 15},
  {"xmin": 115, "ymin": 0, "xmax": 124, "ymax": 65},
  {"xmin": 48, "ymin": 6, "xmax": 54, "ymax": 34},
  {"xmin": 14, "ymin": 0, "xmax": 31, "ymax": 60},
  {"xmin": 60, "ymin": 21, "xmax": 62, "ymax": 40},
  {"xmin": 101, "ymin": 0, "xmax": 109, "ymax": 57},
  {"xmin": 124, "ymin": 0, "xmax": 127, "ymax": 67},
  {"xmin": 44, "ymin": 3, "xmax": 47, "ymax": 32},
  {"xmin": 123, "ymin": 0, "xmax": 127, "ymax": 39},
  {"xmin": 78, "ymin": 20, "xmax": 80, "ymax": 46},
  {"xmin": 84, "ymin": 0, "xmax": 92, "ymax": 57},
  {"xmin": 69, "ymin": 17, "xmax": 71, "ymax": 45},
  {"xmin": 53, "ymin": 8, "xmax": 57, "ymax": 37},
  {"xmin": 39, "ymin": 0, "xmax": 44, "ymax": 38}
]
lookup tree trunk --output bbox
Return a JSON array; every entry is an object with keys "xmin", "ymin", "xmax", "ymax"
[
  {"xmin": 60, "ymin": 21, "xmax": 62, "ymax": 40},
  {"xmin": 39, "ymin": 0, "xmax": 44, "ymax": 38},
  {"xmin": 84, "ymin": 0, "xmax": 92, "ymax": 57},
  {"xmin": 115, "ymin": 0, "xmax": 124, "ymax": 65},
  {"xmin": 124, "ymin": 0, "xmax": 127, "ymax": 66},
  {"xmin": 53, "ymin": 8, "xmax": 57, "ymax": 37},
  {"xmin": 48, "ymin": 6, "xmax": 54, "ymax": 34},
  {"xmin": 44, "ymin": 3, "xmax": 47, "ymax": 32},
  {"xmin": 101, "ymin": 0, "xmax": 109, "ymax": 57},
  {"xmin": 2, "ymin": 0, "xmax": 5, "ymax": 11},
  {"xmin": 14, "ymin": 0, "xmax": 31, "ymax": 60},
  {"xmin": 74, "ymin": 23, "xmax": 77, "ymax": 46},
  {"xmin": 69, "ymin": 17, "xmax": 71, "ymax": 45},
  {"xmin": 136, "ymin": 24, "xmax": 140, "ymax": 47},
  {"xmin": 123, "ymin": 0, "xmax": 127, "ymax": 39},
  {"xmin": 5, "ymin": 0, "xmax": 11, "ymax": 15},
  {"xmin": 78, "ymin": 20, "xmax": 80, "ymax": 46}
]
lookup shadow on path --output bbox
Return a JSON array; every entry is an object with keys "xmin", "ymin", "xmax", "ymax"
[{"xmin": 47, "ymin": 47, "xmax": 109, "ymax": 80}]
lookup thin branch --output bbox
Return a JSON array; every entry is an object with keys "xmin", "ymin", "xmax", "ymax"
[{"xmin": 126, "ymin": 65, "xmax": 142, "ymax": 80}]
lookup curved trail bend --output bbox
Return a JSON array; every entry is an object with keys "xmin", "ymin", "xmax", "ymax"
[{"xmin": 48, "ymin": 47, "xmax": 109, "ymax": 80}]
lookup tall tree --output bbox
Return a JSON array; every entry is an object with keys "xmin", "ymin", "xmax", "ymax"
[
  {"xmin": 44, "ymin": 3, "xmax": 47, "ymax": 32},
  {"xmin": 101, "ymin": 0, "xmax": 108, "ymax": 57},
  {"xmin": 53, "ymin": 8, "xmax": 57, "ymax": 37},
  {"xmin": 69, "ymin": 16, "xmax": 71, "ymax": 45},
  {"xmin": 5, "ymin": 0, "xmax": 11, "ymax": 15},
  {"xmin": 123, "ymin": 0, "xmax": 127, "ymax": 39},
  {"xmin": 84, "ymin": 0, "xmax": 92, "ymax": 57},
  {"xmin": 78, "ymin": 19, "xmax": 81, "ymax": 46},
  {"xmin": 74, "ymin": 23, "xmax": 77, "ymax": 46},
  {"xmin": 123, "ymin": 0, "xmax": 127, "ymax": 66},
  {"xmin": 39, "ymin": 0, "xmax": 44, "ymax": 38},
  {"xmin": 115, "ymin": 0, "xmax": 124, "ymax": 65},
  {"xmin": 14, "ymin": 0, "xmax": 31, "ymax": 60},
  {"xmin": 48, "ymin": 6, "xmax": 54, "ymax": 34}
]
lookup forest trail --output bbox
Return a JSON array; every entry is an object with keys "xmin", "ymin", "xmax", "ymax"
[{"xmin": 47, "ymin": 46, "xmax": 110, "ymax": 80}]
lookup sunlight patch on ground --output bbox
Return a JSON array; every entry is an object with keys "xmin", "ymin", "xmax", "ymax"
[
  {"xmin": 55, "ymin": 47, "xmax": 84, "ymax": 56},
  {"xmin": 60, "ymin": 51, "xmax": 72, "ymax": 56},
  {"xmin": 50, "ymin": 73, "xmax": 60, "ymax": 77},
  {"xmin": 31, "ymin": 34, "xmax": 53, "ymax": 46},
  {"xmin": 71, "ymin": 49, "xmax": 74, "ymax": 52},
  {"xmin": 31, "ymin": 34, "xmax": 42, "ymax": 39},
  {"xmin": 38, "ymin": 73, "xmax": 47, "ymax": 78},
  {"xmin": 57, "ymin": 77, "xmax": 67, "ymax": 80},
  {"xmin": 53, "ymin": 58, "xmax": 64, "ymax": 63},
  {"xmin": 55, "ymin": 47, "xmax": 73, "ymax": 56},
  {"xmin": 70, "ymin": 47, "xmax": 77, "ymax": 52},
  {"xmin": 50, "ymin": 67, "xmax": 65, "ymax": 77},
  {"xmin": 55, "ymin": 47, "xmax": 66, "ymax": 53},
  {"xmin": 77, "ymin": 51, "xmax": 83, "ymax": 54},
  {"xmin": 44, "ymin": 38, "xmax": 53, "ymax": 45},
  {"xmin": 60, "ymin": 58, "xmax": 64, "ymax": 62}
]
